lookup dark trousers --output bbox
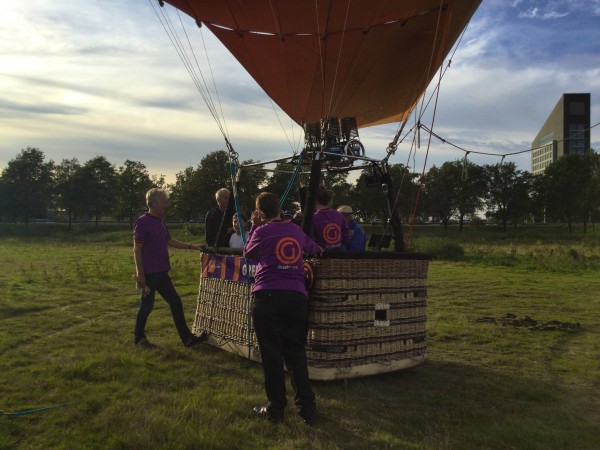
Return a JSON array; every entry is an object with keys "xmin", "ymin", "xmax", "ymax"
[
  {"xmin": 134, "ymin": 271, "xmax": 192, "ymax": 344},
  {"xmin": 252, "ymin": 290, "xmax": 316, "ymax": 416}
]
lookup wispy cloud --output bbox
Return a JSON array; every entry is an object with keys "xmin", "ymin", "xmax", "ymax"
[{"xmin": 518, "ymin": 7, "xmax": 569, "ymax": 19}]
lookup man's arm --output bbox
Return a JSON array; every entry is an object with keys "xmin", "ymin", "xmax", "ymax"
[
  {"xmin": 133, "ymin": 240, "xmax": 145, "ymax": 285},
  {"xmin": 168, "ymin": 237, "xmax": 204, "ymax": 250}
]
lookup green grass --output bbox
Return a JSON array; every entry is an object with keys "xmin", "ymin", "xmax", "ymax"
[{"xmin": 1, "ymin": 225, "xmax": 599, "ymax": 449}]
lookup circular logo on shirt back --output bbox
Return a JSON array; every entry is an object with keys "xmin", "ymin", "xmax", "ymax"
[
  {"xmin": 323, "ymin": 223, "xmax": 341, "ymax": 245},
  {"xmin": 275, "ymin": 237, "xmax": 301, "ymax": 265}
]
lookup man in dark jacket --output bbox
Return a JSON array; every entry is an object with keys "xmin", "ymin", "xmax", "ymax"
[{"xmin": 205, "ymin": 188, "xmax": 232, "ymax": 247}]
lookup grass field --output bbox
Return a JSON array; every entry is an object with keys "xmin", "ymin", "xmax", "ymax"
[{"xmin": 1, "ymin": 224, "xmax": 599, "ymax": 449}]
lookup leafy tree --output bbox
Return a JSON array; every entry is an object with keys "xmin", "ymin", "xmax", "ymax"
[
  {"xmin": 451, "ymin": 162, "xmax": 486, "ymax": 230},
  {"xmin": 237, "ymin": 159, "xmax": 268, "ymax": 216},
  {"xmin": 79, "ymin": 156, "xmax": 117, "ymax": 226},
  {"xmin": 484, "ymin": 162, "xmax": 532, "ymax": 232},
  {"xmin": 506, "ymin": 171, "xmax": 533, "ymax": 230},
  {"xmin": 423, "ymin": 165, "xmax": 453, "ymax": 231},
  {"xmin": 169, "ymin": 166, "xmax": 201, "ymax": 222},
  {"xmin": 352, "ymin": 164, "xmax": 417, "ymax": 224},
  {"xmin": 421, "ymin": 160, "xmax": 486, "ymax": 231},
  {"xmin": 114, "ymin": 160, "xmax": 154, "ymax": 229},
  {"xmin": 580, "ymin": 150, "xmax": 600, "ymax": 233},
  {"xmin": 197, "ymin": 150, "xmax": 232, "ymax": 216},
  {"xmin": 264, "ymin": 162, "xmax": 302, "ymax": 210},
  {"xmin": 542, "ymin": 152, "xmax": 595, "ymax": 233},
  {"xmin": 0, "ymin": 147, "xmax": 54, "ymax": 223},
  {"xmin": 54, "ymin": 158, "xmax": 82, "ymax": 228}
]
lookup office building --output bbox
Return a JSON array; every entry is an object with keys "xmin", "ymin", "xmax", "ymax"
[{"xmin": 531, "ymin": 93, "xmax": 590, "ymax": 175}]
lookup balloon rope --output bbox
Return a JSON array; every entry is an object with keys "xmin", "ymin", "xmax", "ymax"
[
  {"xmin": 229, "ymin": 161, "xmax": 246, "ymax": 244},
  {"xmin": 405, "ymin": 5, "xmax": 452, "ymax": 247},
  {"xmin": 148, "ymin": 0, "xmax": 229, "ymax": 141},
  {"xmin": 279, "ymin": 153, "xmax": 304, "ymax": 207},
  {"xmin": 266, "ymin": 0, "xmax": 302, "ymax": 153},
  {"xmin": 314, "ymin": 0, "xmax": 326, "ymax": 118},
  {"xmin": 174, "ymin": 8, "xmax": 229, "ymax": 140},
  {"xmin": 325, "ymin": 0, "xmax": 352, "ymax": 119}
]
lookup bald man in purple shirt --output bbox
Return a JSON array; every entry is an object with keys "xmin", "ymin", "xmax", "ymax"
[{"xmin": 244, "ymin": 192, "xmax": 322, "ymax": 425}]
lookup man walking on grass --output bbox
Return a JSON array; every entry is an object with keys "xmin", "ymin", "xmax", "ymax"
[{"xmin": 132, "ymin": 188, "xmax": 206, "ymax": 348}]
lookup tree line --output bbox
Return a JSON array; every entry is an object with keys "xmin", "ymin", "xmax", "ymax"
[{"xmin": 1, "ymin": 147, "xmax": 599, "ymax": 232}]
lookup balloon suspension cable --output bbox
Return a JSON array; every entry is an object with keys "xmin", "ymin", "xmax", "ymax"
[
  {"xmin": 266, "ymin": 0, "xmax": 302, "ymax": 154},
  {"xmin": 229, "ymin": 159, "xmax": 246, "ymax": 244},
  {"xmin": 279, "ymin": 153, "xmax": 304, "ymax": 207},
  {"xmin": 385, "ymin": 118, "xmax": 409, "ymax": 159},
  {"xmin": 385, "ymin": 11, "xmax": 471, "ymax": 165},
  {"xmin": 404, "ymin": 5, "xmax": 451, "ymax": 248},
  {"xmin": 149, "ymin": 0, "xmax": 231, "ymax": 145},
  {"xmin": 325, "ymin": 0, "xmax": 352, "ymax": 119}
]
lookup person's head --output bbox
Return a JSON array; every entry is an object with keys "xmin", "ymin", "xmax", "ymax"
[
  {"xmin": 255, "ymin": 192, "xmax": 281, "ymax": 220},
  {"xmin": 337, "ymin": 205, "xmax": 354, "ymax": 224},
  {"xmin": 146, "ymin": 188, "xmax": 169, "ymax": 216},
  {"xmin": 316, "ymin": 186, "xmax": 334, "ymax": 208},
  {"xmin": 232, "ymin": 213, "xmax": 246, "ymax": 233},
  {"xmin": 215, "ymin": 188, "xmax": 230, "ymax": 211},
  {"xmin": 282, "ymin": 209, "xmax": 294, "ymax": 221}
]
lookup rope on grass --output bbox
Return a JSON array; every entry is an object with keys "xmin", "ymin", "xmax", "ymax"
[{"xmin": 1, "ymin": 403, "xmax": 67, "ymax": 417}]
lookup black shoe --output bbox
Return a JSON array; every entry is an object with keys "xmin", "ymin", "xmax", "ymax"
[
  {"xmin": 134, "ymin": 337, "xmax": 157, "ymax": 349},
  {"xmin": 300, "ymin": 409, "xmax": 319, "ymax": 426},
  {"xmin": 253, "ymin": 405, "xmax": 283, "ymax": 424},
  {"xmin": 184, "ymin": 330, "xmax": 207, "ymax": 347}
]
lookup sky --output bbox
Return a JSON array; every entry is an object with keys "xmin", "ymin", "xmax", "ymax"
[{"xmin": 1, "ymin": 0, "xmax": 599, "ymax": 183}]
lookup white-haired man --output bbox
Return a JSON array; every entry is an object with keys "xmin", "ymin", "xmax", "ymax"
[
  {"xmin": 133, "ymin": 188, "xmax": 206, "ymax": 348},
  {"xmin": 205, "ymin": 188, "xmax": 233, "ymax": 247}
]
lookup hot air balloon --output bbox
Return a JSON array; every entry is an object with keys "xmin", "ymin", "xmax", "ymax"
[{"xmin": 151, "ymin": 0, "xmax": 482, "ymax": 379}]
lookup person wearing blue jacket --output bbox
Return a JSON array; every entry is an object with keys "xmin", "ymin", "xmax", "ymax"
[{"xmin": 337, "ymin": 205, "xmax": 366, "ymax": 251}]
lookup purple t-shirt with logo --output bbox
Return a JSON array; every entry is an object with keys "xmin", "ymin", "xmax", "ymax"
[
  {"xmin": 133, "ymin": 213, "xmax": 171, "ymax": 274},
  {"xmin": 311, "ymin": 208, "xmax": 351, "ymax": 249},
  {"xmin": 243, "ymin": 221, "xmax": 321, "ymax": 295}
]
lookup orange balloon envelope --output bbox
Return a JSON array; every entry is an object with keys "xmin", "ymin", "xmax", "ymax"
[{"xmin": 164, "ymin": 0, "xmax": 482, "ymax": 128}]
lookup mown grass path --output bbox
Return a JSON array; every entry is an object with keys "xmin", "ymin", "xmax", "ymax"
[{"xmin": 1, "ymin": 228, "xmax": 599, "ymax": 449}]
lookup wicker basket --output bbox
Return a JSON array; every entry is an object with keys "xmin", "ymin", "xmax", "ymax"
[{"xmin": 193, "ymin": 251, "xmax": 429, "ymax": 380}]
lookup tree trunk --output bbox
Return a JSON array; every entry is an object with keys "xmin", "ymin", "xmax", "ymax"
[
  {"xmin": 68, "ymin": 210, "xmax": 72, "ymax": 230},
  {"xmin": 459, "ymin": 213, "xmax": 464, "ymax": 231}
]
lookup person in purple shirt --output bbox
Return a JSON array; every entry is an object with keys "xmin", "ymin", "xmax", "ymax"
[
  {"xmin": 133, "ymin": 188, "xmax": 206, "ymax": 348},
  {"xmin": 244, "ymin": 192, "xmax": 322, "ymax": 425},
  {"xmin": 311, "ymin": 187, "xmax": 351, "ymax": 250}
]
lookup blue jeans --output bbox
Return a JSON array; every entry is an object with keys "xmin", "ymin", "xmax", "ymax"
[{"xmin": 134, "ymin": 271, "xmax": 192, "ymax": 344}]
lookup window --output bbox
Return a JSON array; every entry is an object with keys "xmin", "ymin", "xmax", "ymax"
[
  {"xmin": 567, "ymin": 123, "xmax": 585, "ymax": 155},
  {"xmin": 569, "ymin": 101, "xmax": 585, "ymax": 115}
]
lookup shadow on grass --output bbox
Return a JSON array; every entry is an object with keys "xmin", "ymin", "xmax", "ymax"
[{"xmin": 309, "ymin": 358, "xmax": 599, "ymax": 449}]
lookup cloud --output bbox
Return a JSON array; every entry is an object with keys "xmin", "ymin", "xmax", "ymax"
[
  {"xmin": 518, "ymin": 7, "xmax": 569, "ymax": 19},
  {"xmin": 0, "ymin": 99, "xmax": 88, "ymax": 116}
]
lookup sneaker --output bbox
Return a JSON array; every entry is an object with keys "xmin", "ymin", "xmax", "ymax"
[
  {"xmin": 134, "ymin": 337, "xmax": 157, "ymax": 349},
  {"xmin": 253, "ymin": 405, "xmax": 284, "ymax": 424},
  {"xmin": 184, "ymin": 330, "xmax": 208, "ymax": 348},
  {"xmin": 300, "ymin": 408, "xmax": 319, "ymax": 426}
]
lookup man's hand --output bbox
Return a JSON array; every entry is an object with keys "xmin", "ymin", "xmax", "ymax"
[
  {"xmin": 133, "ymin": 273, "xmax": 145, "ymax": 286},
  {"xmin": 190, "ymin": 243, "xmax": 205, "ymax": 251},
  {"xmin": 250, "ymin": 210, "xmax": 265, "ymax": 227}
]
